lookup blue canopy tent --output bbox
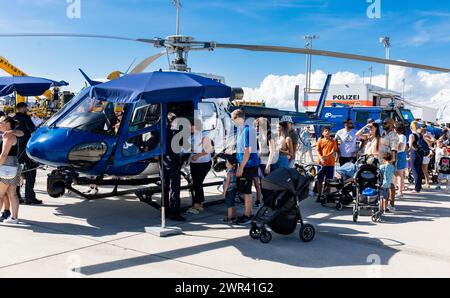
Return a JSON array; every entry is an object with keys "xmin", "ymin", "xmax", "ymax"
[
  {"xmin": 89, "ymin": 71, "xmax": 231, "ymax": 104},
  {"xmin": 0, "ymin": 76, "xmax": 68, "ymax": 97},
  {"xmin": 89, "ymin": 71, "xmax": 231, "ymax": 231}
]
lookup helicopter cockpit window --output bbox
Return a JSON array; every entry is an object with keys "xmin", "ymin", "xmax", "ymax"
[
  {"xmin": 44, "ymin": 88, "xmax": 89, "ymax": 127},
  {"xmin": 122, "ymin": 131, "xmax": 160, "ymax": 157},
  {"xmin": 129, "ymin": 103, "xmax": 161, "ymax": 131},
  {"xmin": 55, "ymin": 95, "xmax": 119, "ymax": 135},
  {"xmin": 198, "ymin": 102, "xmax": 217, "ymax": 131}
]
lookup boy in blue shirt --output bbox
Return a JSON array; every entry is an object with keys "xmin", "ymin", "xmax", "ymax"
[
  {"xmin": 380, "ymin": 152, "xmax": 396, "ymax": 213},
  {"xmin": 231, "ymin": 109, "xmax": 260, "ymax": 225}
]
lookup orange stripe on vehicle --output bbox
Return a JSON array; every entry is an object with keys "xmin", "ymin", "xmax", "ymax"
[{"xmin": 303, "ymin": 100, "xmax": 374, "ymax": 107}]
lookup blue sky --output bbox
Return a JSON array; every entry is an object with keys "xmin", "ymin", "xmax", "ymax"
[{"xmin": 1, "ymin": 0, "xmax": 450, "ymax": 91}]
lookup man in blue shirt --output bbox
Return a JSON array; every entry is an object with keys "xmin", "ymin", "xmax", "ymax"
[{"xmin": 231, "ymin": 109, "xmax": 260, "ymax": 225}]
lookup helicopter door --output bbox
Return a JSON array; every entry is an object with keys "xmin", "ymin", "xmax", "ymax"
[{"xmin": 113, "ymin": 102, "xmax": 162, "ymax": 168}]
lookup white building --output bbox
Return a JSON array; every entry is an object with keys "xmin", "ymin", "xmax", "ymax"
[{"xmin": 303, "ymin": 83, "xmax": 401, "ymax": 111}]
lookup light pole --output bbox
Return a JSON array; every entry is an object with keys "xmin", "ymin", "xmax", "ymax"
[
  {"xmin": 402, "ymin": 78, "xmax": 406, "ymax": 98},
  {"xmin": 380, "ymin": 36, "xmax": 391, "ymax": 90},
  {"xmin": 304, "ymin": 35, "xmax": 319, "ymax": 92}
]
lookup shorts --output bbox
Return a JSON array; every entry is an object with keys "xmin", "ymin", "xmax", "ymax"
[
  {"xmin": 381, "ymin": 188, "xmax": 389, "ymax": 200},
  {"xmin": 225, "ymin": 189, "xmax": 236, "ymax": 208},
  {"xmin": 318, "ymin": 166, "xmax": 335, "ymax": 182},
  {"xmin": 396, "ymin": 151, "xmax": 407, "ymax": 170},
  {"xmin": 237, "ymin": 166, "xmax": 258, "ymax": 195},
  {"xmin": 423, "ymin": 156, "xmax": 430, "ymax": 165}
]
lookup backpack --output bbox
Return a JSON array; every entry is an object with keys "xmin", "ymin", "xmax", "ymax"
[{"xmin": 416, "ymin": 134, "xmax": 430, "ymax": 157}]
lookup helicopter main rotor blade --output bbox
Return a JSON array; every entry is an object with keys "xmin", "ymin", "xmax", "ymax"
[
  {"xmin": 215, "ymin": 43, "xmax": 450, "ymax": 73},
  {"xmin": 129, "ymin": 51, "xmax": 166, "ymax": 74},
  {"xmin": 0, "ymin": 33, "xmax": 156, "ymax": 45}
]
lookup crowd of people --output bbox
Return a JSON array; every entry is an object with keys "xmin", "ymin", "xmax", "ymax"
[
  {"xmin": 1, "ymin": 104, "xmax": 449, "ymax": 226},
  {"xmin": 317, "ymin": 118, "xmax": 450, "ymax": 213},
  {"xmin": 139, "ymin": 108, "xmax": 450, "ymax": 224}
]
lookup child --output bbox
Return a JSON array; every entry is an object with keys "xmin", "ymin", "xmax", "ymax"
[
  {"xmin": 435, "ymin": 140, "xmax": 450, "ymax": 192},
  {"xmin": 223, "ymin": 157, "xmax": 238, "ymax": 224},
  {"xmin": 380, "ymin": 152, "xmax": 396, "ymax": 213}
]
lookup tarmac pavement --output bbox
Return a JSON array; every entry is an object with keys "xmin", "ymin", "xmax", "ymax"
[{"xmin": 1, "ymin": 170, "xmax": 450, "ymax": 278}]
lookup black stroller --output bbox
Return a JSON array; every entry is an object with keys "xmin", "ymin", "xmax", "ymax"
[
  {"xmin": 249, "ymin": 165, "xmax": 316, "ymax": 244},
  {"xmin": 319, "ymin": 162, "xmax": 356, "ymax": 210},
  {"xmin": 353, "ymin": 160, "xmax": 383, "ymax": 223}
]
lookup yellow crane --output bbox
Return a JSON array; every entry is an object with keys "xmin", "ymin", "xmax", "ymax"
[{"xmin": 0, "ymin": 55, "xmax": 52, "ymax": 103}]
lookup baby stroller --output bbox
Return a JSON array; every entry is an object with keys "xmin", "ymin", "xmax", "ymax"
[
  {"xmin": 319, "ymin": 162, "xmax": 356, "ymax": 210},
  {"xmin": 249, "ymin": 165, "xmax": 316, "ymax": 244},
  {"xmin": 353, "ymin": 157, "xmax": 383, "ymax": 223}
]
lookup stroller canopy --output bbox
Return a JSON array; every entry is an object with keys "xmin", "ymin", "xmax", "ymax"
[{"xmin": 262, "ymin": 168, "xmax": 308, "ymax": 194}]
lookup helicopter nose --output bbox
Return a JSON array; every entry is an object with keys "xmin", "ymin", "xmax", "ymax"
[{"xmin": 27, "ymin": 127, "xmax": 72, "ymax": 166}]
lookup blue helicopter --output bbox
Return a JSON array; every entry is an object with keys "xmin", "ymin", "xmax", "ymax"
[
  {"xmin": 24, "ymin": 69, "xmax": 332, "ymax": 210},
  {"xmin": 3, "ymin": 2, "xmax": 447, "ymax": 208}
]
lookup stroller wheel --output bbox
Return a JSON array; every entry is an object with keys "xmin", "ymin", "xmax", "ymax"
[
  {"xmin": 249, "ymin": 226, "xmax": 261, "ymax": 240},
  {"xmin": 371, "ymin": 215, "xmax": 377, "ymax": 223},
  {"xmin": 353, "ymin": 212, "xmax": 358, "ymax": 223},
  {"xmin": 336, "ymin": 203, "xmax": 343, "ymax": 211},
  {"xmin": 299, "ymin": 224, "xmax": 315, "ymax": 242},
  {"xmin": 259, "ymin": 230, "xmax": 272, "ymax": 244}
]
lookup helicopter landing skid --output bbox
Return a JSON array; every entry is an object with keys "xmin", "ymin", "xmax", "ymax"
[
  {"xmin": 65, "ymin": 178, "xmax": 224, "ymax": 211},
  {"xmin": 134, "ymin": 180, "xmax": 225, "ymax": 211}
]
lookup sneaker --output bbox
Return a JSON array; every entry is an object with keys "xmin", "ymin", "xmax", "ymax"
[
  {"xmin": 185, "ymin": 207, "xmax": 201, "ymax": 215},
  {"xmin": 254, "ymin": 200, "xmax": 261, "ymax": 208},
  {"xmin": 389, "ymin": 206, "xmax": 396, "ymax": 212},
  {"xmin": 3, "ymin": 217, "xmax": 19, "ymax": 224},
  {"xmin": 0, "ymin": 210, "xmax": 11, "ymax": 222},
  {"xmin": 168, "ymin": 213, "xmax": 186, "ymax": 222},
  {"xmin": 235, "ymin": 215, "xmax": 253, "ymax": 225}
]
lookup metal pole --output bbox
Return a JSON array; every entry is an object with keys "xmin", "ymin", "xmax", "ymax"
[
  {"xmin": 160, "ymin": 103, "xmax": 166, "ymax": 228},
  {"xmin": 386, "ymin": 46, "xmax": 390, "ymax": 90},
  {"xmin": 305, "ymin": 52, "xmax": 310, "ymax": 92},
  {"xmin": 308, "ymin": 40, "xmax": 313, "ymax": 91}
]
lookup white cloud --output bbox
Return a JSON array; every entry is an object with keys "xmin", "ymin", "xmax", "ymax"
[{"xmin": 242, "ymin": 64, "xmax": 450, "ymax": 122}]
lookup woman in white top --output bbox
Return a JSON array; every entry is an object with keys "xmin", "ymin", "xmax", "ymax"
[
  {"xmin": 254, "ymin": 118, "xmax": 276, "ymax": 207},
  {"xmin": 395, "ymin": 124, "xmax": 407, "ymax": 198},
  {"xmin": 356, "ymin": 122, "xmax": 381, "ymax": 160},
  {"xmin": 186, "ymin": 124, "xmax": 214, "ymax": 215}
]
